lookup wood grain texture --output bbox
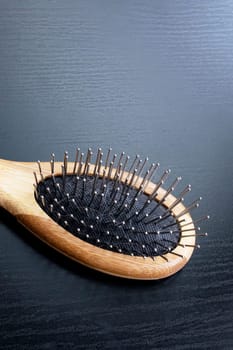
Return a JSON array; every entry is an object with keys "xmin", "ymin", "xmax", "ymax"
[{"xmin": 0, "ymin": 0, "xmax": 233, "ymax": 349}]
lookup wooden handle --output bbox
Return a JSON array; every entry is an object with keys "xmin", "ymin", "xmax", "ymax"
[{"xmin": 0, "ymin": 159, "xmax": 196, "ymax": 280}]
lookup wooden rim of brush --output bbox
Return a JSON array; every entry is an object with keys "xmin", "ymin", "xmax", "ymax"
[{"xmin": 0, "ymin": 159, "xmax": 196, "ymax": 280}]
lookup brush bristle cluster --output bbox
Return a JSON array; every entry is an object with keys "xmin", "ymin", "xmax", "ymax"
[{"xmin": 34, "ymin": 148, "xmax": 208, "ymax": 259}]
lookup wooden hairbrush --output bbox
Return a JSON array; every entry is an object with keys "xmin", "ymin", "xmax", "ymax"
[{"xmin": 0, "ymin": 148, "xmax": 208, "ymax": 280}]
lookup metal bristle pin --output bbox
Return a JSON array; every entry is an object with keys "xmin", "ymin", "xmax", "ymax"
[{"xmin": 34, "ymin": 148, "xmax": 208, "ymax": 262}]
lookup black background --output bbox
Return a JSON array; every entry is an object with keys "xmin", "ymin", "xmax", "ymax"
[{"xmin": 0, "ymin": 1, "xmax": 233, "ymax": 349}]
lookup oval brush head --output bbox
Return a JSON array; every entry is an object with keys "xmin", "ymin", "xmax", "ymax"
[{"xmin": 0, "ymin": 148, "xmax": 208, "ymax": 279}]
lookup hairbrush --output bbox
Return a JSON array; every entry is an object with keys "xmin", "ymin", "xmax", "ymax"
[{"xmin": 0, "ymin": 148, "xmax": 208, "ymax": 279}]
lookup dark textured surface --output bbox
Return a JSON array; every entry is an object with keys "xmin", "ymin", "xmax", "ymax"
[
  {"xmin": 36, "ymin": 174, "xmax": 180, "ymax": 257},
  {"xmin": 0, "ymin": 1, "xmax": 232, "ymax": 349}
]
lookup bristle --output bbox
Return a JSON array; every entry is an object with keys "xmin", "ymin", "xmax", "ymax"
[
  {"xmin": 180, "ymin": 215, "xmax": 210, "ymax": 228},
  {"xmin": 83, "ymin": 148, "xmax": 92, "ymax": 175},
  {"xmin": 182, "ymin": 232, "xmax": 208, "ymax": 238},
  {"xmin": 93, "ymin": 148, "xmax": 102, "ymax": 176},
  {"xmin": 116, "ymin": 152, "xmax": 125, "ymax": 173},
  {"xmin": 104, "ymin": 148, "xmax": 112, "ymax": 169},
  {"xmin": 33, "ymin": 171, "xmax": 38, "ymax": 186},
  {"xmin": 107, "ymin": 161, "xmax": 114, "ymax": 179},
  {"xmin": 77, "ymin": 153, "xmax": 84, "ymax": 175},
  {"xmin": 119, "ymin": 155, "xmax": 130, "ymax": 182},
  {"xmin": 143, "ymin": 177, "xmax": 182, "ymax": 224},
  {"xmin": 128, "ymin": 154, "xmax": 140, "ymax": 174},
  {"xmin": 50, "ymin": 153, "xmax": 55, "ymax": 174},
  {"xmin": 37, "ymin": 160, "xmax": 44, "ymax": 180},
  {"xmin": 73, "ymin": 148, "xmax": 80, "ymax": 174},
  {"xmin": 63, "ymin": 151, "xmax": 68, "ymax": 175},
  {"xmin": 184, "ymin": 244, "xmax": 200, "ymax": 249},
  {"xmin": 34, "ymin": 148, "xmax": 208, "ymax": 259},
  {"xmin": 133, "ymin": 157, "xmax": 148, "ymax": 186},
  {"xmin": 97, "ymin": 153, "xmax": 103, "ymax": 174},
  {"xmin": 61, "ymin": 165, "xmax": 66, "ymax": 190},
  {"xmin": 153, "ymin": 176, "xmax": 182, "ymax": 210},
  {"xmin": 147, "ymin": 169, "xmax": 170, "ymax": 202},
  {"xmin": 33, "ymin": 184, "xmax": 38, "ymax": 199},
  {"xmin": 175, "ymin": 197, "xmax": 202, "ymax": 219}
]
